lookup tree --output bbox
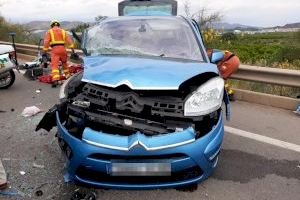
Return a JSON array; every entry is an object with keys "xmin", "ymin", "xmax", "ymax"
[
  {"xmin": 183, "ymin": 0, "xmax": 222, "ymax": 29},
  {"xmin": 221, "ymin": 32, "xmax": 237, "ymax": 41},
  {"xmin": 73, "ymin": 23, "xmax": 90, "ymax": 32}
]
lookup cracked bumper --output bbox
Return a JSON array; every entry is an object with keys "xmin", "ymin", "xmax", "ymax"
[{"xmin": 56, "ymin": 112, "xmax": 224, "ymax": 189}]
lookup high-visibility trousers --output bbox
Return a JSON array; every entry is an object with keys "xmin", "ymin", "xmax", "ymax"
[{"xmin": 50, "ymin": 46, "xmax": 70, "ymax": 81}]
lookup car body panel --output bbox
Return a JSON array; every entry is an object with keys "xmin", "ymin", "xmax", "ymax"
[
  {"xmin": 82, "ymin": 56, "xmax": 219, "ymax": 90},
  {"xmin": 82, "ymin": 127, "xmax": 196, "ymax": 152},
  {"xmin": 0, "ymin": 53, "xmax": 15, "ymax": 73},
  {"xmin": 0, "ymin": 44, "xmax": 14, "ymax": 55},
  {"xmin": 56, "ymin": 111, "xmax": 224, "ymax": 189},
  {"xmin": 41, "ymin": 13, "xmax": 229, "ymax": 189}
]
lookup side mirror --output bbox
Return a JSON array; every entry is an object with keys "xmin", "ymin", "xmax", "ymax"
[{"xmin": 210, "ymin": 50, "xmax": 224, "ymax": 64}]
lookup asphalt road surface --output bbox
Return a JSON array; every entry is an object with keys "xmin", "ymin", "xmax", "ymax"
[{"xmin": 0, "ymin": 71, "xmax": 299, "ymax": 200}]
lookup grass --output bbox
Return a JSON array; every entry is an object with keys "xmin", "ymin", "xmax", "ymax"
[
  {"xmin": 205, "ymin": 31, "xmax": 300, "ymax": 98},
  {"xmin": 0, "ymin": 16, "xmax": 39, "ymax": 45},
  {"xmin": 206, "ymin": 31, "xmax": 300, "ymax": 70}
]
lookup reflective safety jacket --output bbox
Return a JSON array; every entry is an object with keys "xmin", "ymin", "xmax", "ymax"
[{"xmin": 43, "ymin": 26, "xmax": 74, "ymax": 51}]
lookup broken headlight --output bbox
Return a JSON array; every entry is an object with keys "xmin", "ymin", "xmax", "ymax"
[
  {"xmin": 59, "ymin": 77, "xmax": 71, "ymax": 100},
  {"xmin": 184, "ymin": 77, "xmax": 224, "ymax": 116}
]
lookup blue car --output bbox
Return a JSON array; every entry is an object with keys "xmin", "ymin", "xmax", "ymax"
[{"xmin": 37, "ymin": 2, "xmax": 230, "ymax": 190}]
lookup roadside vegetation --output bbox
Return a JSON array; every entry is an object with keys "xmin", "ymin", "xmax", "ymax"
[
  {"xmin": 0, "ymin": 16, "xmax": 39, "ymax": 44},
  {"xmin": 204, "ymin": 31, "xmax": 300, "ymax": 98},
  {"xmin": 184, "ymin": 0, "xmax": 300, "ymax": 98},
  {"xmin": 205, "ymin": 31, "xmax": 300, "ymax": 70}
]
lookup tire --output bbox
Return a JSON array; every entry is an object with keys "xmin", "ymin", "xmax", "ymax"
[{"xmin": 0, "ymin": 70, "xmax": 15, "ymax": 89}]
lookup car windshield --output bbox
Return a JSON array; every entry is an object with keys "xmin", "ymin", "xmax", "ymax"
[{"xmin": 84, "ymin": 17, "xmax": 203, "ymax": 61}]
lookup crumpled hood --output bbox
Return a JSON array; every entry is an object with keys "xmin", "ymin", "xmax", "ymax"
[{"xmin": 82, "ymin": 56, "xmax": 219, "ymax": 90}]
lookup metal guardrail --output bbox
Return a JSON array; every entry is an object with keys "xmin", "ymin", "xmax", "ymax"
[
  {"xmin": 0, "ymin": 41, "xmax": 83, "ymax": 56},
  {"xmin": 232, "ymin": 65, "xmax": 300, "ymax": 88},
  {"xmin": 1, "ymin": 41, "xmax": 300, "ymax": 88}
]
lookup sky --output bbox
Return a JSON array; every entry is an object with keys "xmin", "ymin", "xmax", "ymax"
[{"xmin": 0, "ymin": 0, "xmax": 300, "ymax": 27}]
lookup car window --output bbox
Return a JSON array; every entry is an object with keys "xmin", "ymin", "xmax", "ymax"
[{"xmin": 84, "ymin": 17, "xmax": 203, "ymax": 61}]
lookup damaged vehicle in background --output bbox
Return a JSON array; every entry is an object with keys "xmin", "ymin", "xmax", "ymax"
[
  {"xmin": 0, "ymin": 33, "xmax": 19, "ymax": 89},
  {"xmin": 36, "ymin": 14, "xmax": 231, "ymax": 190}
]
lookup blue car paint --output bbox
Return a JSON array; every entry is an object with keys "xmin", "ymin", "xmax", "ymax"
[
  {"xmin": 211, "ymin": 50, "xmax": 225, "ymax": 64},
  {"xmin": 82, "ymin": 56, "xmax": 219, "ymax": 90},
  {"xmin": 56, "ymin": 111, "xmax": 224, "ymax": 189},
  {"xmin": 55, "ymin": 15, "xmax": 230, "ymax": 189},
  {"xmin": 82, "ymin": 127, "xmax": 196, "ymax": 151}
]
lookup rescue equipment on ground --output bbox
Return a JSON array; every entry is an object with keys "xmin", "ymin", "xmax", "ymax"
[{"xmin": 38, "ymin": 64, "xmax": 83, "ymax": 84}]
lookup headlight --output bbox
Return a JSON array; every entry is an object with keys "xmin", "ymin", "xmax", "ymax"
[
  {"xmin": 184, "ymin": 77, "xmax": 224, "ymax": 116},
  {"xmin": 59, "ymin": 76, "xmax": 73, "ymax": 100}
]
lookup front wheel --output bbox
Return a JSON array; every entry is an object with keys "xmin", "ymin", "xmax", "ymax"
[{"xmin": 0, "ymin": 70, "xmax": 16, "ymax": 89}]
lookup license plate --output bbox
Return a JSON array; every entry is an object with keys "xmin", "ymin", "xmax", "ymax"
[{"xmin": 110, "ymin": 163, "xmax": 171, "ymax": 176}]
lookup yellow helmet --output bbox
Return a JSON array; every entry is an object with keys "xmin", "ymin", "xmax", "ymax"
[{"xmin": 50, "ymin": 20, "xmax": 60, "ymax": 27}]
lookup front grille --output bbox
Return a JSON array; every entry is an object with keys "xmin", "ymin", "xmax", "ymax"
[
  {"xmin": 77, "ymin": 83, "xmax": 185, "ymax": 118},
  {"xmin": 66, "ymin": 104, "xmax": 220, "ymax": 137},
  {"xmin": 67, "ymin": 83, "xmax": 220, "ymax": 137},
  {"xmin": 87, "ymin": 153, "xmax": 188, "ymax": 161},
  {"xmin": 76, "ymin": 166, "xmax": 203, "ymax": 185}
]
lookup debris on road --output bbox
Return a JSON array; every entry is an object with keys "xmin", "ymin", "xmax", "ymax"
[
  {"xmin": 33, "ymin": 163, "xmax": 45, "ymax": 169},
  {"xmin": 0, "ymin": 160, "xmax": 7, "ymax": 189},
  {"xmin": 293, "ymin": 104, "xmax": 300, "ymax": 116},
  {"xmin": 21, "ymin": 106, "xmax": 42, "ymax": 117},
  {"xmin": 0, "ymin": 191, "xmax": 21, "ymax": 197},
  {"xmin": 38, "ymin": 65, "xmax": 83, "ymax": 84},
  {"xmin": 70, "ymin": 190, "xmax": 97, "ymax": 200},
  {"xmin": 36, "ymin": 89, "xmax": 42, "ymax": 94},
  {"xmin": 19, "ymin": 171, "xmax": 26, "ymax": 175},
  {"xmin": 35, "ymin": 190, "xmax": 43, "ymax": 197}
]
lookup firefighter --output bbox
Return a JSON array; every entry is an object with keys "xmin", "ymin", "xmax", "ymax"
[
  {"xmin": 207, "ymin": 49, "xmax": 240, "ymax": 100},
  {"xmin": 207, "ymin": 49, "xmax": 240, "ymax": 79},
  {"xmin": 43, "ymin": 20, "xmax": 75, "ymax": 87}
]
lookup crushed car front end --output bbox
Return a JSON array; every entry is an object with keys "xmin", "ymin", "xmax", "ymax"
[
  {"xmin": 54, "ymin": 59, "xmax": 226, "ymax": 189},
  {"xmin": 37, "ymin": 16, "xmax": 229, "ymax": 189},
  {"xmin": 56, "ymin": 105, "xmax": 224, "ymax": 189}
]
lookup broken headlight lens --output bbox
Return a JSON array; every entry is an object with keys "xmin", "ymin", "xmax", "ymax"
[
  {"xmin": 59, "ymin": 76, "xmax": 73, "ymax": 100},
  {"xmin": 184, "ymin": 77, "xmax": 224, "ymax": 116}
]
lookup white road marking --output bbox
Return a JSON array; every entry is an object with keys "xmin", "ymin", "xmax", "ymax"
[{"xmin": 225, "ymin": 126, "xmax": 300, "ymax": 153}]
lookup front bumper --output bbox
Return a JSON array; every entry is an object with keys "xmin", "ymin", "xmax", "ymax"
[{"xmin": 56, "ymin": 112, "xmax": 224, "ymax": 189}]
